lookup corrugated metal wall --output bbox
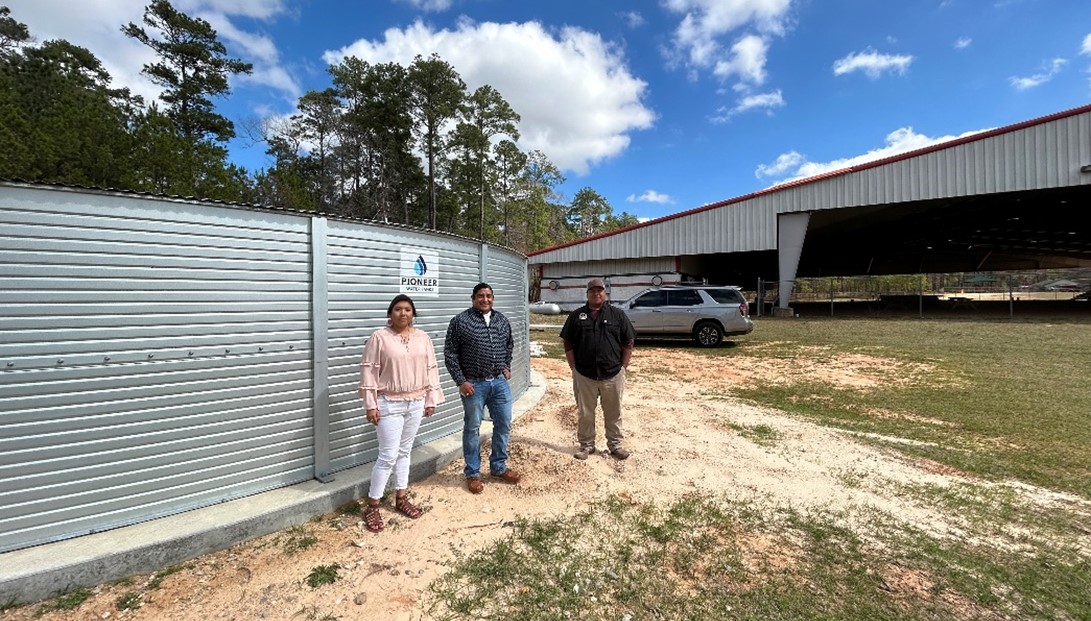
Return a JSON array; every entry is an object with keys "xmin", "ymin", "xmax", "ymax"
[
  {"xmin": 540, "ymin": 257, "xmax": 676, "ymax": 279},
  {"xmin": 485, "ymin": 245, "xmax": 531, "ymax": 396},
  {"xmin": 323, "ymin": 223, "xmax": 530, "ymax": 473},
  {"xmin": 538, "ymin": 258, "xmax": 679, "ymax": 308},
  {"xmin": 529, "ymin": 108, "xmax": 1091, "ymax": 265},
  {"xmin": 0, "ymin": 183, "xmax": 528, "ymax": 554}
]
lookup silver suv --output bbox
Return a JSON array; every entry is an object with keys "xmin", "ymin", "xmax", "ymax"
[{"xmin": 615, "ymin": 286, "xmax": 753, "ymax": 347}]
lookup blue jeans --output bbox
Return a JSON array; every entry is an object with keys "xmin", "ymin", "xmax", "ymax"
[{"xmin": 461, "ymin": 376, "xmax": 512, "ymax": 478}]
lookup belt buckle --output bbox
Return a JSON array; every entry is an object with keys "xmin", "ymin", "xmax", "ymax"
[{"xmin": 483, "ymin": 375, "xmax": 496, "ymax": 381}]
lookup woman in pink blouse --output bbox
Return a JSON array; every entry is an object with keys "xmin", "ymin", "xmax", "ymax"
[{"xmin": 357, "ymin": 294, "xmax": 444, "ymax": 533}]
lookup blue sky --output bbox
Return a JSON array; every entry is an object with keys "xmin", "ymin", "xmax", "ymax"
[{"xmin": 9, "ymin": 0, "xmax": 1091, "ymax": 221}]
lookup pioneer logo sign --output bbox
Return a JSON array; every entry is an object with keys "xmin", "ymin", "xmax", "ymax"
[{"xmin": 400, "ymin": 249, "xmax": 440, "ymax": 296}]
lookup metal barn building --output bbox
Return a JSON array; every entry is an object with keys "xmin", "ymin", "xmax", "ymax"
[
  {"xmin": 530, "ymin": 104, "xmax": 1091, "ymax": 311},
  {"xmin": 0, "ymin": 182, "xmax": 529, "ymax": 554}
]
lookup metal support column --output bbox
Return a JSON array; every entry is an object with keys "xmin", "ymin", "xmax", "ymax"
[
  {"xmin": 311, "ymin": 216, "xmax": 333, "ymax": 483},
  {"xmin": 479, "ymin": 242, "xmax": 490, "ymax": 283},
  {"xmin": 776, "ymin": 212, "xmax": 810, "ymax": 316}
]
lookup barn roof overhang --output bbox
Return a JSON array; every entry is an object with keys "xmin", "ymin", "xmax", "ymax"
[{"xmin": 528, "ymin": 103, "xmax": 1091, "ymax": 278}]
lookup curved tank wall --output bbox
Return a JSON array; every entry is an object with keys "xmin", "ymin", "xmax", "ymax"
[{"xmin": 0, "ymin": 182, "xmax": 529, "ymax": 553}]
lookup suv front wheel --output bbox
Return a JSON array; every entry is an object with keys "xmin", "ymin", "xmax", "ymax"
[{"xmin": 693, "ymin": 321, "xmax": 724, "ymax": 347}]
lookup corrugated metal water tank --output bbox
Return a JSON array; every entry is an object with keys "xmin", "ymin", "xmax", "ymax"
[{"xmin": 0, "ymin": 182, "xmax": 529, "ymax": 553}]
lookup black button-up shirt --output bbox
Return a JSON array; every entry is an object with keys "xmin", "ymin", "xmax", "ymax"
[{"xmin": 444, "ymin": 308, "xmax": 514, "ymax": 385}]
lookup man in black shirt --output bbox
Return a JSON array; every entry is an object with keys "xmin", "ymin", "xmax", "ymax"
[{"xmin": 560, "ymin": 278, "xmax": 635, "ymax": 460}]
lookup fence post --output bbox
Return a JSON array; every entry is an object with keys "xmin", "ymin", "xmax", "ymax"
[
  {"xmin": 1008, "ymin": 276, "xmax": 1014, "ymax": 319},
  {"xmin": 919, "ymin": 276, "xmax": 924, "ymax": 319}
]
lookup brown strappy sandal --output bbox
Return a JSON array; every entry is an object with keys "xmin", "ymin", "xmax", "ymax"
[
  {"xmin": 394, "ymin": 494, "xmax": 423, "ymax": 519},
  {"xmin": 362, "ymin": 502, "xmax": 383, "ymax": 532}
]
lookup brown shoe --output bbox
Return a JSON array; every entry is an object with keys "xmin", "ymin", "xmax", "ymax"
[
  {"xmin": 489, "ymin": 469, "xmax": 521, "ymax": 484},
  {"xmin": 466, "ymin": 477, "xmax": 483, "ymax": 494},
  {"xmin": 609, "ymin": 447, "xmax": 630, "ymax": 460}
]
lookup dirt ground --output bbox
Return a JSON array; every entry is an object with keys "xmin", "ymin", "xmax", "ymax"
[{"xmin": 6, "ymin": 349, "xmax": 1088, "ymax": 621}]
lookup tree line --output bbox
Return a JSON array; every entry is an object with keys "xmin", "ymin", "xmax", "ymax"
[{"xmin": 0, "ymin": 2, "xmax": 640, "ymax": 254}]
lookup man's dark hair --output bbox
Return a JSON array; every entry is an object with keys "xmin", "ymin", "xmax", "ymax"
[
  {"xmin": 472, "ymin": 283, "xmax": 492, "ymax": 297},
  {"xmin": 387, "ymin": 294, "xmax": 418, "ymax": 317}
]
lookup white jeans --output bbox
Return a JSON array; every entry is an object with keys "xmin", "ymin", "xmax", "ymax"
[{"xmin": 368, "ymin": 396, "xmax": 425, "ymax": 500}]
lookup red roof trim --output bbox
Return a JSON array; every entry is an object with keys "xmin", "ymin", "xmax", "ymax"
[{"xmin": 528, "ymin": 102, "xmax": 1091, "ymax": 257}]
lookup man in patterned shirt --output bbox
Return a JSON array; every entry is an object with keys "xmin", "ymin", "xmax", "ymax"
[{"xmin": 444, "ymin": 282, "xmax": 521, "ymax": 494}]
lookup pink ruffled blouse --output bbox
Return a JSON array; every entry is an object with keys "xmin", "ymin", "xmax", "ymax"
[{"xmin": 358, "ymin": 327, "xmax": 445, "ymax": 410}]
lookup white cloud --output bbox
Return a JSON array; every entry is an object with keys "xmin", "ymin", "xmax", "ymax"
[
  {"xmin": 711, "ymin": 34, "xmax": 769, "ymax": 84},
  {"xmin": 1008, "ymin": 58, "xmax": 1066, "ymax": 90},
  {"xmin": 8, "ymin": 0, "xmax": 160, "ymax": 101},
  {"xmin": 626, "ymin": 190, "xmax": 674, "ymax": 204},
  {"xmin": 954, "ymin": 37, "xmax": 972, "ymax": 49},
  {"xmin": 201, "ymin": 13, "xmax": 280, "ymax": 63},
  {"xmin": 757, "ymin": 126, "xmax": 988, "ymax": 183},
  {"xmin": 712, "ymin": 89, "xmax": 784, "ymax": 122},
  {"xmin": 198, "ymin": 11, "xmax": 301, "ymax": 98},
  {"xmin": 176, "ymin": 0, "xmax": 288, "ymax": 20},
  {"xmin": 396, "ymin": 0, "xmax": 454, "ymax": 12},
  {"xmin": 619, "ymin": 11, "xmax": 644, "ymax": 28},
  {"xmin": 8, "ymin": 0, "xmax": 299, "ymax": 104},
  {"xmin": 833, "ymin": 49, "xmax": 913, "ymax": 78},
  {"xmin": 754, "ymin": 150, "xmax": 803, "ymax": 178},
  {"xmin": 1081, "ymin": 33, "xmax": 1091, "ymax": 55},
  {"xmin": 324, "ymin": 20, "xmax": 655, "ymax": 175},
  {"xmin": 663, "ymin": 0, "xmax": 792, "ymax": 85}
]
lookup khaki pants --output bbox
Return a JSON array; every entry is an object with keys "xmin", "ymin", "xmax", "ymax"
[{"xmin": 572, "ymin": 368, "xmax": 625, "ymax": 450}]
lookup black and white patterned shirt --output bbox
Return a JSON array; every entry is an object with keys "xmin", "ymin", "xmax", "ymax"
[{"xmin": 444, "ymin": 307, "xmax": 514, "ymax": 385}]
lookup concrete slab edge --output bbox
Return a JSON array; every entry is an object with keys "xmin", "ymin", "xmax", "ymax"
[{"xmin": 0, "ymin": 370, "xmax": 548, "ymax": 606}]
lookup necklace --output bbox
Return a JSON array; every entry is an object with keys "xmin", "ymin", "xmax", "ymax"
[{"xmin": 393, "ymin": 328, "xmax": 412, "ymax": 345}]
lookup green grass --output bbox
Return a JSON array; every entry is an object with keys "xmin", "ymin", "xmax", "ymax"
[
  {"xmin": 146, "ymin": 564, "xmax": 185, "ymax": 590},
  {"xmin": 722, "ymin": 318, "xmax": 1091, "ymax": 500},
  {"xmin": 27, "ymin": 565, "xmax": 187, "ymax": 616},
  {"xmin": 32, "ymin": 588, "xmax": 91, "ymax": 616},
  {"xmin": 114, "ymin": 591, "xmax": 141, "ymax": 611},
  {"xmin": 533, "ymin": 314, "xmax": 1091, "ymax": 498},
  {"xmin": 428, "ymin": 494, "xmax": 1091, "ymax": 620},
  {"xmin": 728, "ymin": 422, "xmax": 784, "ymax": 447},
  {"xmin": 890, "ymin": 479, "xmax": 1091, "ymax": 544},
  {"xmin": 532, "ymin": 315, "xmax": 1091, "ymax": 496},
  {"xmin": 277, "ymin": 525, "xmax": 319, "ymax": 556},
  {"xmin": 293, "ymin": 605, "xmax": 340, "ymax": 620},
  {"xmin": 305, "ymin": 564, "xmax": 340, "ymax": 588},
  {"xmin": 337, "ymin": 500, "xmax": 362, "ymax": 515},
  {"xmin": 517, "ymin": 313, "xmax": 1091, "ymax": 619}
]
